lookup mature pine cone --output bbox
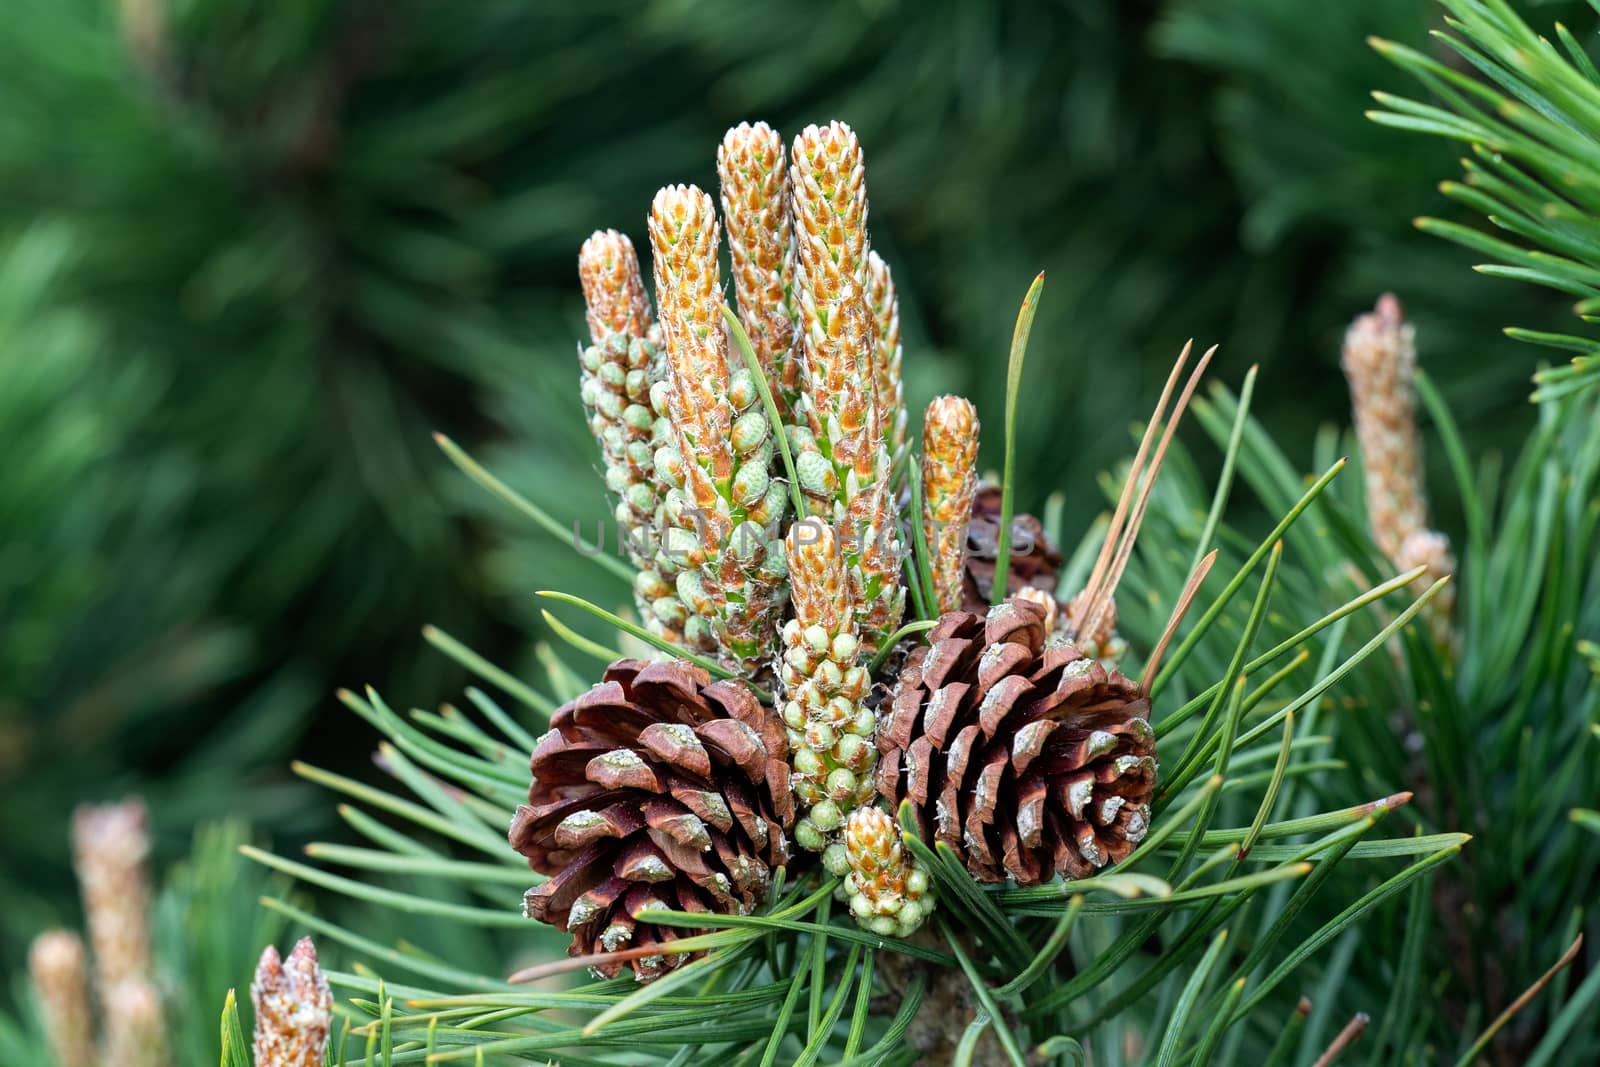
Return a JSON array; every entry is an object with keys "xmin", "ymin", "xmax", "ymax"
[
  {"xmin": 509, "ymin": 659, "xmax": 794, "ymax": 980},
  {"xmin": 875, "ymin": 597, "xmax": 1155, "ymax": 885},
  {"xmin": 961, "ymin": 484, "xmax": 1063, "ymax": 611}
]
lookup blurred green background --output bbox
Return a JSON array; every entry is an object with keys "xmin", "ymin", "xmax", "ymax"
[{"xmin": 0, "ymin": 0, "xmax": 1582, "ymax": 1011}]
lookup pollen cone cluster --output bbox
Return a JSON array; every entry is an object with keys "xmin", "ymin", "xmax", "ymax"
[
  {"xmin": 779, "ymin": 520, "xmax": 878, "ymax": 853},
  {"xmin": 576, "ymin": 230, "xmax": 701, "ymax": 650},
  {"xmin": 789, "ymin": 121, "xmax": 904, "ymax": 652},
  {"xmin": 921, "ymin": 396, "xmax": 981, "ymax": 614},
  {"xmin": 1341, "ymin": 294, "xmax": 1455, "ymax": 642},
  {"xmin": 840, "ymin": 806, "xmax": 934, "ymax": 937},
  {"xmin": 251, "ymin": 938, "xmax": 332, "ymax": 1067},
  {"xmin": 649, "ymin": 185, "xmax": 790, "ymax": 675},
  {"xmin": 877, "ymin": 597, "xmax": 1156, "ymax": 884},
  {"xmin": 510, "ymin": 659, "xmax": 793, "ymax": 981}
]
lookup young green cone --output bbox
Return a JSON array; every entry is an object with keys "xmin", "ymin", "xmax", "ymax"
[
  {"xmin": 789, "ymin": 122, "xmax": 904, "ymax": 652},
  {"xmin": 648, "ymin": 184, "xmax": 790, "ymax": 674},
  {"xmin": 577, "ymin": 230, "xmax": 699, "ymax": 649},
  {"xmin": 780, "ymin": 519, "xmax": 878, "ymax": 852},
  {"xmin": 921, "ymin": 395, "xmax": 980, "ymax": 614},
  {"xmin": 839, "ymin": 806, "xmax": 934, "ymax": 937}
]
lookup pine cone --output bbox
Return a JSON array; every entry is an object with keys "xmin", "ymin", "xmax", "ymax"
[
  {"xmin": 876, "ymin": 597, "xmax": 1156, "ymax": 885},
  {"xmin": 960, "ymin": 484, "xmax": 1062, "ymax": 611},
  {"xmin": 510, "ymin": 659, "xmax": 794, "ymax": 981},
  {"xmin": 780, "ymin": 520, "xmax": 877, "ymax": 852},
  {"xmin": 648, "ymin": 185, "xmax": 790, "ymax": 672},
  {"xmin": 840, "ymin": 806, "xmax": 933, "ymax": 937}
]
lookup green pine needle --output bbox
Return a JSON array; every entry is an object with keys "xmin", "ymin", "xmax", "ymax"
[{"xmin": 991, "ymin": 271, "xmax": 1046, "ymax": 604}]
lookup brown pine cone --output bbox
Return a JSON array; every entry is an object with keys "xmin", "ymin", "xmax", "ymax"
[
  {"xmin": 960, "ymin": 484, "xmax": 1063, "ymax": 611},
  {"xmin": 875, "ymin": 597, "xmax": 1156, "ymax": 885},
  {"xmin": 509, "ymin": 659, "xmax": 794, "ymax": 981}
]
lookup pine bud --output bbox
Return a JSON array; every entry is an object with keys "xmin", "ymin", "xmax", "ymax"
[
  {"xmin": 28, "ymin": 931, "xmax": 93, "ymax": 1067},
  {"xmin": 1341, "ymin": 294, "xmax": 1455, "ymax": 640},
  {"xmin": 251, "ymin": 938, "xmax": 333, "ymax": 1067},
  {"xmin": 921, "ymin": 396, "xmax": 980, "ymax": 613},
  {"xmin": 841, "ymin": 806, "xmax": 934, "ymax": 937},
  {"xmin": 1397, "ymin": 529, "xmax": 1458, "ymax": 649},
  {"xmin": 71, "ymin": 800, "xmax": 153, "ymax": 1002},
  {"xmin": 1341, "ymin": 294, "xmax": 1428, "ymax": 561},
  {"xmin": 103, "ymin": 979, "xmax": 168, "ymax": 1067},
  {"xmin": 718, "ymin": 122, "xmax": 800, "ymax": 417},
  {"xmin": 796, "ymin": 282, "xmax": 879, "ymax": 501}
]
